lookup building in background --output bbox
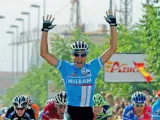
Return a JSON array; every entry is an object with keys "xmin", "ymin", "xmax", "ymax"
[{"xmin": 0, "ymin": 71, "xmax": 24, "ymax": 107}]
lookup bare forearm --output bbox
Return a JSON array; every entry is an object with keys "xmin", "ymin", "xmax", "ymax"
[
  {"xmin": 110, "ymin": 26, "xmax": 117, "ymax": 50},
  {"xmin": 100, "ymin": 10, "xmax": 117, "ymax": 63},
  {"xmin": 40, "ymin": 15, "xmax": 58, "ymax": 66},
  {"xmin": 100, "ymin": 26, "xmax": 117, "ymax": 63},
  {"xmin": 40, "ymin": 32, "xmax": 49, "ymax": 56}
]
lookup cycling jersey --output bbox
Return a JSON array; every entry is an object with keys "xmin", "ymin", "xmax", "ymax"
[
  {"xmin": 30, "ymin": 104, "xmax": 40, "ymax": 120},
  {"xmin": 122, "ymin": 104, "xmax": 151, "ymax": 120},
  {"xmin": 38, "ymin": 110, "xmax": 43, "ymax": 120},
  {"xmin": 56, "ymin": 57, "xmax": 103, "ymax": 107},
  {"xmin": 5, "ymin": 106, "xmax": 35, "ymax": 120},
  {"xmin": 96, "ymin": 103, "xmax": 112, "ymax": 120},
  {"xmin": 152, "ymin": 115, "xmax": 160, "ymax": 120},
  {"xmin": 42, "ymin": 102, "xmax": 60, "ymax": 120},
  {"xmin": 152, "ymin": 98, "xmax": 160, "ymax": 116}
]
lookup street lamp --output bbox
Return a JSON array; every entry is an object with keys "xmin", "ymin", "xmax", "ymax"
[
  {"xmin": 6, "ymin": 31, "xmax": 14, "ymax": 82},
  {"xmin": 31, "ymin": 4, "xmax": 40, "ymax": 8},
  {"xmin": 21, "ymin": 12, "xmax": 30, "ymax": 70},
  {"xmin": 43, "ymin": 0, "xmax": 46, "ymax": 17},
  {"xmin": 110, "ymin": 0, "xmax": 112, "ymax": 10},
  {"xmin": 16, "ymin": 18, "xmax": 25, "ymax": 73},
  {"xmin": 10, "ymin": 25, "xmax": 19, "ymax": 80},
  {"xmin": 31, "ymin": 4, "xmax": 40, "ymax": 66},
  {"xmin": 0, "ymin": 15, "xmax": 5, "ymax": 19}
]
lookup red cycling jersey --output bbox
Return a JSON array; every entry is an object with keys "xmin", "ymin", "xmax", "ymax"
[
  {"xmin": 135, "ymin": 105, "xmax": 152, "ymax": 120},
  {"xmin": 42, "ymin": 102, "xmax": 60, "ymax": 120}
]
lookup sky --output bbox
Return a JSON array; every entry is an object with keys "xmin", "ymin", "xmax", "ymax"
[{"xmin": 0, "ymin": 0, "xmax": 146, "ymax": 72}]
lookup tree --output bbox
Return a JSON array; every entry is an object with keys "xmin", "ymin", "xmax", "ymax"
[
  {"xmin": 140, "ymin": 4, "xmax": 160, "ymax": 77},
  {"xmin": 3, "ymin": 6, "xmax": 160, "ymax": 106}
]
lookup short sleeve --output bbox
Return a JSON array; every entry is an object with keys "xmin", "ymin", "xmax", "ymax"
[
  {"xmin": 122, "ymin": 107, "xmax": 134, "ymax": 120},
  {"xmin": 89, "ymin": 57, "xmax": 103, "ymax": 77},
  {"xmin": 55, "ymin": 59, "xmax": 71, "ymax": 78}
]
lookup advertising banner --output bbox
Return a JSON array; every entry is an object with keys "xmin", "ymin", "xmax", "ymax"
[{"xmin": 104, "ymin": 54, "xmax": 153, "ymax": 82}]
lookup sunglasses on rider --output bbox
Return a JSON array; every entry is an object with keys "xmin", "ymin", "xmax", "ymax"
[
  {"xmin": 15, "ymin": 107, "xmax": 25, "ymax": 110},
  {"xmin": 133, "ymin": 103, "xmax": 145, "ymax": 107},
  {"xmin": 73, "ymin": 53, "xmax": 87, "ymax": 57}
]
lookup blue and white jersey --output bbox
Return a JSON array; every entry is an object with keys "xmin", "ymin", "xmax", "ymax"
[
  {"xmin": 152, "ymin": 98, "xmax": 160, "ymax": 116},
  {"xmin": 122, "ymin": 104, "xmax": 138, "ymax": 120},
  {"xmin": 56, "ymin": 57, "xmax": 103, "ymax": 107},
  {"xmin": 152, "ymin": 115, "xmax": 160, "ymax": 120}
]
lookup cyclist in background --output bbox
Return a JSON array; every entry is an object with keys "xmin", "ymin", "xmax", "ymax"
[
  {"xmin": 5, "ymin": 95, "xmax": 35, "ymax": 120},
  {"xmin": 26, "ymin": 95, "xmax": 40, "ymax": 120},
  {"xmin": 0, "ymin": 107, "xmax": 8, "ymax": 120},
  {"xmin": 38, "ymin": 98, "xmax": 55, "ymax": 120},
  {"xmin": 152, "ymin": 90, "xmax": 160, "ymax": 120},
  {"xmin": 42, "ymin": 91, "xmax": 67, "ymax": 120},
  {"xmin": 93, "ymin": 93, "xmax": 113, "ymax": 120},
  {"xmin": 122, "ymin": 91, "xmax": 151, "ymax": 120},
  {"xmin": 40, "ymin": 9, "xmax": 117, "ymax": 120}
]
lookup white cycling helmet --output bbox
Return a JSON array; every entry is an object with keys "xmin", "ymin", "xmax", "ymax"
[
  {"xmin": 131, "ymin": 91, "xmax": 146, "ymax": 104},
  {"xmin": 53, "ymin": 91, "xmax": 67, "ymax": 105},
  {"xmin": 46, "ymin": 98, "xmax": 54, "ymax": 104},
  {"xmin": 13, "ymin": 95, "xmax": 28, "ymax": 108},
  {"xmin": 71, "ymin": 41, "xmax": 88, "ymax": 53}
]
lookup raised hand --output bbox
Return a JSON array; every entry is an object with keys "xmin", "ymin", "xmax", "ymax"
[
  {"xmin": 104, "ymin": 10, "xmax": 117, "ymax": 26},
  {"xmin": 41, "ymin": 15, "xmax": 57, "ymax": 32}
]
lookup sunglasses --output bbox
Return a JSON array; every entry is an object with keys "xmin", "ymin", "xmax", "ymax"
[
  {"xmin": 15, "ymin": 107, "xmax": 25, "ymax": 110},
  {"xmin": 134, "ymin": 104, "xmax": 145, "ymax": 107},
  {"xmin": 73, "ymin": 53, "xmax": 87, "ymax": 57}
]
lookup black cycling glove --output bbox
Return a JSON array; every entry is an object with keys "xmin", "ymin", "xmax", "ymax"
[
  {"xmin": 41, "ymin": 16, "xmax": 56, "ymax": 32},
  {"xmin": 104, "ymin": 12, "xmax": 117, "ymax": 26}
]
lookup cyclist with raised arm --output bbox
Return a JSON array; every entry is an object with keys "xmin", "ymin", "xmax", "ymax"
[
  {"xmin": 122, "ymin": 91, "xmax": 151, "ymax": 120},
  {"xmin": 5, "ymin": 95, "xmax": 35, "ymax": 120},
  {"xmin": 40, "ymin": 9, "xmax": 117, "ymax": 120},
  {"xmin": 42, "ymin": 91, "xmax": 67, "ymax": 120},
  {"xmin": 93, "ymin": 93, "xmax": 113, "ymax": 120}
]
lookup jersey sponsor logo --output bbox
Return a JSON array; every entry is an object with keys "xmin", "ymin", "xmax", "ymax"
[
  {"xmin": 8, "ymin": 111, "xmax": 15, "ymax": 119},
  {"xmin": 81, "ymin": 68, "xmax": 91, "ymax": 76},
  {"xmin": 10, "ymin": 111, "xmax": 15, "ymax": 116},
  {"xmin": 45, "ymin": 110, "xmax": 49, "ymax": 115},
  {"xmin": 125, "ymin": 110, "xmax": 133, "ymax": 117},
  {"xmin": 154, "ymin": 108, "xmax": 160, "ymax": 115},
  {"xmin": 67, "ymin": 77, "xmax": 92, "ymax": 86}
]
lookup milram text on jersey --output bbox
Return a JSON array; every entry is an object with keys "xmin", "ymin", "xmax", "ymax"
[{"xmin": 56, "ymin": 57, "xmax": 103, "ymax": 107}]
